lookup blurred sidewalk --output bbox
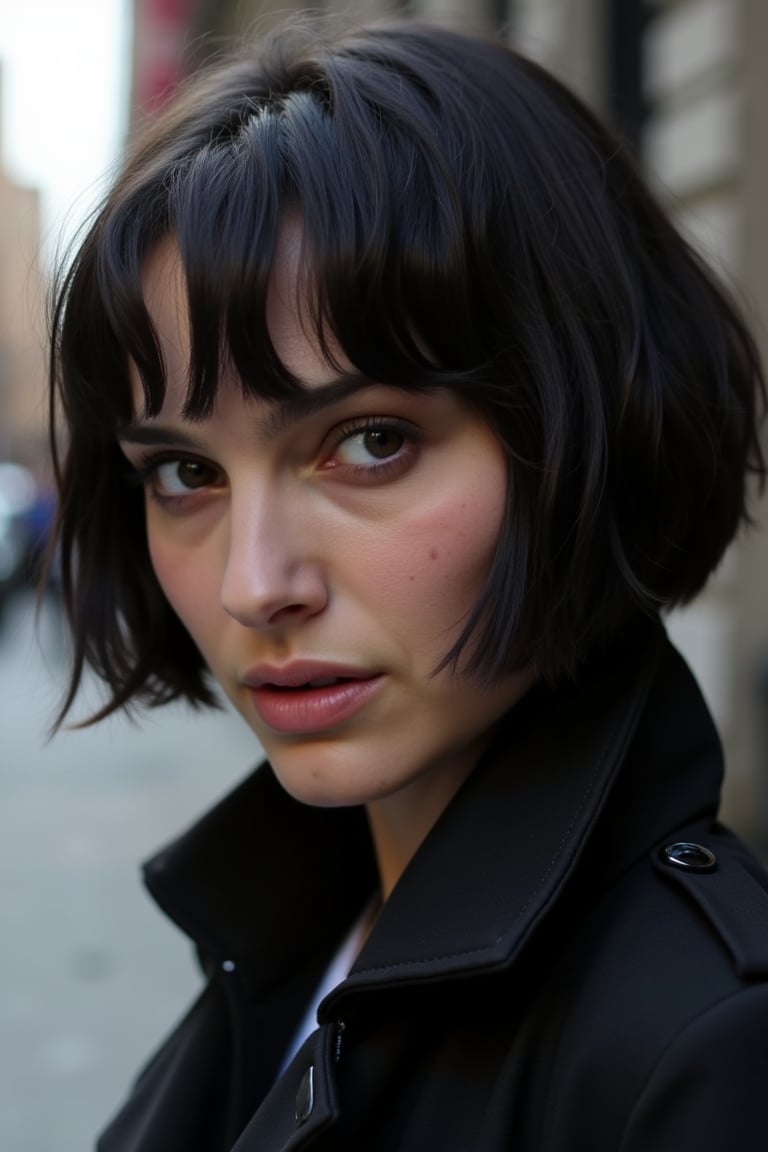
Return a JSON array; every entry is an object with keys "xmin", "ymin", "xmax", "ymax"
[{"xmin": 0, "ymin": 592, "xmax": 259, "ymax": 1151}]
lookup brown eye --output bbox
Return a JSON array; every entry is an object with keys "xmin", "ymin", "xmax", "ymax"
[
  {"xmin": 176, "ymin": 460, "xmax": 215, "ymax": 488},
  {"xmin": 335, "ymin": 423, "xmax": 408, "ymax": 467},
  {"xmin": 363, "ymin": 428, "xmax": 405, "ymax": 459},
  {"xmin": 153, "ymin": 458, "xmax": 220, "ymax": 495}
]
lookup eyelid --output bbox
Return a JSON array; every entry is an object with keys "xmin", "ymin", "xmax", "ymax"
[
  {"xmin": 124, "ymin": 447, "xmax": 212, "ymax": 475},
  {"xmin": 327, "ymin": 414, "xmax": 418, "ymax": 447}
]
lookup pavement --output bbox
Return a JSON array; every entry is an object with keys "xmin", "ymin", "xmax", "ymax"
[{"xmin": 0, "ymin": 591, "xmax": 260, "ymax": 1151}]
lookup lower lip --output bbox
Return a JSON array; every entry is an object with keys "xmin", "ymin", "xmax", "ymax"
[{"xmin": 247, "ymin": 676, "xmax": 384, "ymax": 734}]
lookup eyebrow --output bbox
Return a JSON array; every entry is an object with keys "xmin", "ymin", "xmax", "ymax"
[{"xmin": 117, "ymin": 374, "xmax": 377, "ymax": 446}]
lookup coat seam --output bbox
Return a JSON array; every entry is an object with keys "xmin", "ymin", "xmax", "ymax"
[{"xmin": 616, "ymin": 986, "xmax": 749, "ymax": 1152}]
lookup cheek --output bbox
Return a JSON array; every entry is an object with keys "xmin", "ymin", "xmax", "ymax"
[
  {"xmin": 145, "ymin": 517, "xmax": 218, "ymax": 639},
  {"xmin": 358, "ymin": 459, "xmax": 507, "ymax": 625},
  {"xmin": 148, "ymin": 537, "xmax": 186, "ymax": 614}
]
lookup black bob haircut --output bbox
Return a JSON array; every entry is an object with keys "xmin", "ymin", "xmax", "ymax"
[{"xmin": 49, "ymin": 18, "xmax": 766, "ymax": 725}]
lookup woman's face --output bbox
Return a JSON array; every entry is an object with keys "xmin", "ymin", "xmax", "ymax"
[{"xmin": 119, "ymin": 232, "xmax": 531, "ymax": 830}]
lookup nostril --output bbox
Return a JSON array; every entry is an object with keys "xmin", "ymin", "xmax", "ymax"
[{"xmin": 270, "ymin": 603, "xmax": 310, "ymax": 623}]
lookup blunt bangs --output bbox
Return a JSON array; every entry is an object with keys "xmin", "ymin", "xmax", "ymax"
[
  {"xmin": 91, "ymin": 41, "xmax": 491, "ymax": 434},
  {"xmin": 49, "ymin": 19, "xmax": 766, "ymax": 725}
]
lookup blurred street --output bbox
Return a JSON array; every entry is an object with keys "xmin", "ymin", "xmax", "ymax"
[{"xmin": 0, "ymin": 591, "xmax": 259, "ymax": 1151}]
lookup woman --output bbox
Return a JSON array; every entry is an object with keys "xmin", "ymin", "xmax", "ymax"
[{"xmin": 49, "ymin": 18, "xmax": 768, "ymax": 1152}]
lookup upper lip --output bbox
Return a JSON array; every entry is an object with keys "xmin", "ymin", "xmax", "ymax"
[{"xmin": 242, "ymin": 660, "xmax": 380, "ymax": 689}]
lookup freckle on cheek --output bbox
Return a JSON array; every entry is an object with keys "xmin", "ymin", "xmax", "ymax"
[{"xmin": 429, "ymin": 549, "xmax": 439, "ymax": 560}]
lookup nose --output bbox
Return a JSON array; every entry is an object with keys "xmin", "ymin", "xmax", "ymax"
[{"xmin": 220, "ymin": 486, "xmax": 328, "ymax": 630}]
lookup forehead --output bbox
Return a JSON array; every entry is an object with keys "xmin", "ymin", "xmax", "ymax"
[{"xmin": 136, "ymin": 221, "xmax": 356, "ymax": 417}]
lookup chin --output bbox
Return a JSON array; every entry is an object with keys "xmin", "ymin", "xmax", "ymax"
[
  {"xmin": 266, "ymin": 742, "xmax": 394, "ymax": 810},
  {"xmin": 273, "ymin": 771, "xmax": 379, "ymax": 810}
]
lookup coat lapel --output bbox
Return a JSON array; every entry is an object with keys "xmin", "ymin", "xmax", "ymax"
[{"xmin": 325, "ymin": 620, "xmax": 667, "ymax": 1003}]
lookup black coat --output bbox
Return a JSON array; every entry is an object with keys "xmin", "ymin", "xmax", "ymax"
[{"xmin": 99, "ymin": 623, "xmax": 768, "ymax": 1151}]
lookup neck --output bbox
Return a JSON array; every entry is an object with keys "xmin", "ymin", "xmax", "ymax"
[{"xmin": 365, "ymin": 746, "xmax": 483, "ymax": 901}]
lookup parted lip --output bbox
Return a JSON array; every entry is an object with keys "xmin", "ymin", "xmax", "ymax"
[{"xmin": 242, "ymin": 660, "xmax": 381, "ymax": 690}]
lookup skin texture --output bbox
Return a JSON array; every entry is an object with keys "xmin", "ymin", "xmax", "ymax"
[{"xmin": 119, "ymin": 229, "xmax": 533, "ymax": 897}]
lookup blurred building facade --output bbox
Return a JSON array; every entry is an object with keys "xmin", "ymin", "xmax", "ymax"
[
  {"xmin": 0, "ymin": 65, "xmax": 46, "ymax": 468},
  {"xmin": 514, "ymin": 5, "xmax": 768, "ymax": 850},
  {"xmin": 129, "ymin": 0, "xmax": 768, "ymax": 850}
]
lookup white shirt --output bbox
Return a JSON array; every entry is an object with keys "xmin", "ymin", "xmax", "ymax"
[{"xmin": 277, "ymin": 897, "xmax": 379, "ymax": 1077}]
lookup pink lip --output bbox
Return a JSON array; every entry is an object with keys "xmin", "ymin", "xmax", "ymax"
[{"xmin": 242, "ymin": 661, "xmax": 384, "ymax": 734}]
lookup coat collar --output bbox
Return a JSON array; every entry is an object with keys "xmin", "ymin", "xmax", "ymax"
[{"xmin": 143, "ymin": 619, "xmax": 724, "ymax": 1001}]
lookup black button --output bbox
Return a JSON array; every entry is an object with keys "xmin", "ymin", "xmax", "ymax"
[
  {"xmin": 661, "ymin": 842, "xmax": 717, "ymax": 872},
  {"xmin": 295, "ymin": 1065, "xmax": 314, "ymax": 1126}
]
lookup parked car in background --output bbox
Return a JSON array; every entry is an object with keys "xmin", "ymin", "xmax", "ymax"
[{"xmin": 0, "ymin": 463, "xmax": 39, "ymax": 623}]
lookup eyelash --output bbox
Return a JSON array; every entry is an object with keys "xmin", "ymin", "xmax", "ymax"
[{"xmin": 126, "ymin": 416, "xmax": 419, "ymax": 509}]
